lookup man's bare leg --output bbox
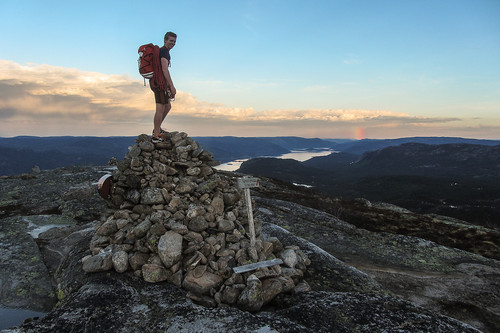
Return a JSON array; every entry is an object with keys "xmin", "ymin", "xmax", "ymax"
[
  {"xmin": 154, "ymin": 101, "xmax": 172, "ymax": 136},
  {"xmin": 161, "ymin": 102, "xmax": 171, "ymax": 124},
  {"xmin": 153, "ymin": 103, "xmax": 165, "ymax": 136}
]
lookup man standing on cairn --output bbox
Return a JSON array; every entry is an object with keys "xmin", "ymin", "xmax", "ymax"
[{"xmin": 151, "ymin": 31, "xmax": 177, "ymax": 143}]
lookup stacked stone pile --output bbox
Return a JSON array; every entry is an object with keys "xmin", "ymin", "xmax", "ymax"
[{"xmin": 82, "ymin": 132, "xmax": 311, "ymax": 311}]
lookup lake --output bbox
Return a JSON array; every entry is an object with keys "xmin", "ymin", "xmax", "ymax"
[{"xmin": 215, "ymin": 148, "xmax": 336, "ymax": 172}]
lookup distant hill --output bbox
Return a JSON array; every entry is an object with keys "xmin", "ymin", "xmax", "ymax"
[
  {"xmin": 0, "ymin": 136, "xmax": 136, "ymax": 176},
  {"xmin": 333, "ymin": 137, "xmax": 500, "ymax": 155},
  {"xmin": 192, "ymin": 137, "xmax": 289, "ymax": 163},
  {"xmin": 0, "ymin": 146, "xmax": 113, "ymax": 176},
  {"xmin": 238, "ymin": 143, "xmax": 500, "ymax": 229},
  {"xmin": 1, "ymin": 135, "xmax": 499, "ymax": 177},
  {"xmin": 303, "ymin": 152, "xmax": 360, "ymax": 170},
  {"xmin": 306, "ymin": 142, "xmax": 500, "ymax": 179},
  {"xmin": 0, "ymin": 136, "xmax": 342, "ymax": 176},
  {"xmin": 193, "ymin": 136, "xmax": 341, "ymax": 163},
  {"xmin": 354, "ymin": 143, "xmax": 500, "ymax": 178},
  {"xmin": 0, "ymin": 136, "xmax": 136, "ymax": 155}
]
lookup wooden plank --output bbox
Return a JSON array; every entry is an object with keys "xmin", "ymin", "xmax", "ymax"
[
  {"xmin": 244, "ymin": 188, "xmax": 256, "ymax": 247},
  {"xmin": 232, "ymin": 258, "xmax": 283, "ymax": 274}
]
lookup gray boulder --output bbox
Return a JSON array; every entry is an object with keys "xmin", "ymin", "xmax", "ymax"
[
  {"xmin": 182, "ymin": 266, "xmax": 223, "ymax": 295},
  {"xmin": 237, "ymin": 275, "xmax": 263, "ymax": 312},
  {"xmin": 140, "ymin": 188, "xmax": 165, "ymax": 205},
  {"xmin": 112, "ymin": 250, "xmax": 129, "ymax": 273},
  {"xmin": 82, "ymin": 251, "xmax": 113, "ymax": 273},
  {"xmin": 158, "ymin": 231, "xmax": 183, "ymax": 268},
  {"xmin": 142, "ymin": 263, "xmax": 171, "ymax": 283}
]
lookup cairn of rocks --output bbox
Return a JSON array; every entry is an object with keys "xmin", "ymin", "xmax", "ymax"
[{"xmin": 83, "ymin": 132, "xmax": 310, "ymax": 311}]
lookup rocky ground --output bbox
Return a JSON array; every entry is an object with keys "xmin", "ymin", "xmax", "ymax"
[
  {"xmin": 253, "ymin": 177, "xmax": 500, "ymax": 332},
  {"xmin": 0, "ymin": 145, "xmax": 499, "ymax": 331}
]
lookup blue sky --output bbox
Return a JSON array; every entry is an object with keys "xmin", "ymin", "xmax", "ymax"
[{"xmin": 1, "ymin": 0, "xmax": 499, "ymax": 139}]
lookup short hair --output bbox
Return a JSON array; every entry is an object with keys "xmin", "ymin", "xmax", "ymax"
[{"xmin": 164, "ymin": 32, "xmax": 177, "ymax": 40}]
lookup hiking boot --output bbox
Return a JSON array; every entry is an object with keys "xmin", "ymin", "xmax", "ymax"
[
  {"xmin": 151, "ymin": 135, "xmax": 164, "ymax": 143},
  {"xmin": 152, "ymin": 129, "xmax": 168, "ymax": 137}
]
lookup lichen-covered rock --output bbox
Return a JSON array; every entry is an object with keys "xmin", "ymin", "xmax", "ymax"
[
  {"xmin": 280, "ymin": 248, "xmax": 298, "ymax": 268},
  {"xmin": 187, "ymin": 215, "xmax": 208, "ymax": 232},
  {"xmin": 237, "ymin": 275, "xmax": 263, "ymax": 312},
  {"xmin": 261, "ymin": 277, "xmax": 284, "ymax": 304},
  {"xmin": 132, "ymin": 218, "xmax": 151, "ymax": 238},
  {"xmin": 220, "ymin": 285, "xmax": 242, "ymax": 304},
  {"xmin": 158, "ymin": 231, "xmax": 183, "ymax": 268},
  {"xmin": 0, "ymin": 216, "xmax": 59, "ymax": 312},
  {"xmin": 182, "ymin": 267, "xmax": 224, "ymax": 295},
  {"xmin": 96, "ymin": 220, "xmax": 118, "ymax": 236},
  {"xmin": 112, "ymin": 250, "xmax": 129, "ymax": 273},
  {"xmin": 129, "ymin": 252, "xmax": 149, "ymax": 271},
  {"xmin": 142, "ymin": 263, "xmax": 171, "ymax": 283},
  {"xmin": 82, "ymin": 251, "xmax": 112, "ymax": 273},
  {"xmin": 140, "ymin": 188, "xmax": 165, "ymax": 205},
  {"xmin": 294, "ymin": 280, "xmax": 311, "ymax": 294},
  {"xmin": 218, "ymin": 219, "xmax": 234, "ymax": 232}
]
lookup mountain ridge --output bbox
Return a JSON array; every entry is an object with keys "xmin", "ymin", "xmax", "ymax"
[
  {"xmin": 1, "ymin": 135, "xmax": 500, "ymax": 176},
  {"xmin": 238, "ymin": 142, "xmax": 500, "ymax": 229}
]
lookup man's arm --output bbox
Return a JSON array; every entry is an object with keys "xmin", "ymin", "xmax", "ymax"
[{"xmin": 161, "ymin": 57, "xmax": 176, "ymax": 97}]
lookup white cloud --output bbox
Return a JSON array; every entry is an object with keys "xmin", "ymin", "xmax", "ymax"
[{"xmin": 1, "ymin": 60, "xmax": 494, "ymax": 139}]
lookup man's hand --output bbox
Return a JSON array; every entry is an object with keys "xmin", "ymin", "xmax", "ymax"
[{"xmin": 169, "ymin": 87, "xmax": 177, "ymax": 99}]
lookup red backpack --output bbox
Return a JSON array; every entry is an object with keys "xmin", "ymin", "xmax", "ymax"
[{"xmin": 138, "ymin": 43, "xmax": 155, "ymax": 84}]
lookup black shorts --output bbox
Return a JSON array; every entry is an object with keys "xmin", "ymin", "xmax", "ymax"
[{"xmin": 150, "ymin": 85, "xmax": 170, "ymax": 105}]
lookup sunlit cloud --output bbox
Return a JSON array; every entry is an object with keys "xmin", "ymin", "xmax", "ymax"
[{"xmin": 0, "ymin": 60, "xmax": 497, "ymax": 139}]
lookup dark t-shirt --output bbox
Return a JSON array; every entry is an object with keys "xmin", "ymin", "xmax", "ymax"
[{"xmin": 160, "ymin": 46, "xmax": 171, "ymax": 65}]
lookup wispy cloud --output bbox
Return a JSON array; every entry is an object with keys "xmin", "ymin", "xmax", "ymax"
[
  {"xmin": 0, "ymin": 60, "xmax": 492, "ymax": 139},
  {"xmin": 342, "ymin": 54, "xmax": 362, "ymax": 65}
]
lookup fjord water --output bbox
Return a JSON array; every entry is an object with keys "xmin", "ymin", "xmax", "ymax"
[{"xmin": 216, "ymin": 148, "xmax": 335, "ymax": 171}]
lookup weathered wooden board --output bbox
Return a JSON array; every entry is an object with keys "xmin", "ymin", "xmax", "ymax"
[
  {"xmin": 237, "ymin": 177, "xmax": 260, "ymax": 189},
  {"xmin": 232, "ymin": 258, "xmax": 283, "ymax": 274}
]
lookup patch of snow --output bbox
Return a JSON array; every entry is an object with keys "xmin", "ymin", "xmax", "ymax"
[
  {"xmin": 27, "ymin": 224, "xmax": 65, "ymax": 238},
  {"xmin": 292, "ymin": 183, "xmax": 313, "ymax": 188}
]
